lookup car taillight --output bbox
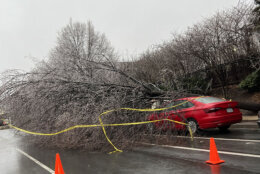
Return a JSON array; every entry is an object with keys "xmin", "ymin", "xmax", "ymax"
[{"xmin": 204, "ymin": 108, "xmax": 222, "ymax": 113}]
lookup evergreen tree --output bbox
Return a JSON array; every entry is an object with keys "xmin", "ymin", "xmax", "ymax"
[{"xmin": 253, "ymin": 0, "xmax": 260, "ymax": 31}]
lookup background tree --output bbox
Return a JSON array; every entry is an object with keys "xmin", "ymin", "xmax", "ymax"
[
  {"xmin": 251, "ymin": 0, "xmax": 260, "ymax": 68},
  {"xmin": 133, "ymin": 2, "xmax": 256, "ymax": 98}
]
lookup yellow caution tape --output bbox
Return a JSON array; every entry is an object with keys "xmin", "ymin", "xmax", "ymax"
[
  {"xmin": 98, "ymin": 96, "xmax": 203, "ymax": 153},
  {"xmin": 9, "ymin": 119, "xmax": 188, "ymax": 136},
  {"xmin": 9, "ymin": 96, "xmax": 204, "ymax": 153}
]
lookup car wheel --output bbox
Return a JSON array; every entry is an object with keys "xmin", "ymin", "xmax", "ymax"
[
  {"xmin": 187, "ymin": 119, "xmax": 198, "ymax": 134},
  {"xmin": 218, "ymin": 125, "xmax": 230, "ymax": 132}
]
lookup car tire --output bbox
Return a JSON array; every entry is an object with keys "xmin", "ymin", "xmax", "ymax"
[
  {"xmin": 187, "ymin": 119, "xmax": 199, "ymax": 135},
  {"xmin": 218, "ymin": 125, "xmax": 230, "ymax": 132}
]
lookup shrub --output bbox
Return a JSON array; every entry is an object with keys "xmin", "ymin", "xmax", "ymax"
[{"xmin": 239, "ymin": 70, "xmax": 260, "ymax": 92}]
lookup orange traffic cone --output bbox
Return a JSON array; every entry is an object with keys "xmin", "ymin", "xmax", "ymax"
[
  {"xmin": 210, "ymin": 164, "xmax": 221, "ymax": 174},
  {"xmin": 206, "ymin": 137, "xmax": 225, "ymax": 165},
  {"xmin": 55, "ymin": 153, "xmax": 65, "ymax": 174}
]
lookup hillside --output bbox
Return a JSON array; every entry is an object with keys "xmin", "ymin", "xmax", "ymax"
[{"xmin": 211, "ymin": 85, "xmax": 260, "ymax": 115}]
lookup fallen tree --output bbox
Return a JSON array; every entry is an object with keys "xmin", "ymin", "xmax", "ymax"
[
  {"xmin": 237, "ymin": 101, "xmax": 260, "ymax": 112},
  {"xmin": 0, "ymin": 21, "xmax": 185, "ymax": 151}
]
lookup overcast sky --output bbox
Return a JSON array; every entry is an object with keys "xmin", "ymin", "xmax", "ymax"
[{"xmin": 0, "ymin": 0, "xmax": 245, "ymax": 72}]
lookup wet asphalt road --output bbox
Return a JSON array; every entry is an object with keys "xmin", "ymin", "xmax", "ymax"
[{"xmin": 0, "ymin": 121, "xmax": 260, "ymax": 174}]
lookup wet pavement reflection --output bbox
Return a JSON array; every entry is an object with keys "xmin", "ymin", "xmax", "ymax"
[{"xmin": 0, "ymin": 124, "xmax": 259, "ymax": 174}]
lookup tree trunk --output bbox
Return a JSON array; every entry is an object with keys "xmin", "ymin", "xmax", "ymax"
[{"xmin": 237, "ymin": 101, "xmax": 260, "ymax": 112}]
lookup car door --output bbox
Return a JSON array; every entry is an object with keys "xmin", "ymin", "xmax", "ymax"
[
  {"xmin": 161, "ymin": 100, "xmax": 186, "ymax": 130},
  {"xmin": 170, "ymin": 100, "xmax": 195, "ymax": 129},
  {"xmin": 176, "ymin": 100, "xmax": 195, "ymax": 118},
  {"xmin": 155, "ymin": 101, "xmax": 176, "ymax": 130}
]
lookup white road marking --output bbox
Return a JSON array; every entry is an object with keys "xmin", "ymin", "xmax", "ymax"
[
  {"xmin": 141, "ymin": 143, "xmax": 260, "ymax": 158},
  {"xmin": 174, "ymin": 136, "xmax": 260, "ymax": 143},
  {"xmin": 146, "ymin": 134, "xmax": 260, "ymax": 143},
  {"xmin": 230, "ymin": 128, "xmax": 260, "ymax": 130},
  {"xmin": 16, "ymin": 148, "xmax": 54, "ymax": 174}
]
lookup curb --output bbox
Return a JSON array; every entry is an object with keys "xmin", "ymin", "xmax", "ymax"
[{"xmin": 243, "ymin": 116, "xmax": 258, "ymax": 121}]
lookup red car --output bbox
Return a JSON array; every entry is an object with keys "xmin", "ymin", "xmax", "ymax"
[{"xmin": 148, "ymin": 96, "xmax": 242, "ymax": 133}]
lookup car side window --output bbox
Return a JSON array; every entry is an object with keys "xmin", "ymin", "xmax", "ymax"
[
  {"xmin": 165, "ymin": 102, "xmax": 174, "ymax": 108},
  {"xmin": 175, "ymin": 100, "xmax": 194, "ymax": 110},
  {"xmin": 181, "ymin": 101, "xmax": 194, "ymax": 109},
  {"xmin": 164, "ymin": 100, "xmax": 194, "ymax": 111},
  {"xmin": 165, "ymin": 102, "xmax": 175, "ymax": 111},
  {"xmin": 174, "ymin": 100, "xmax": 184, "ymax": 110}
]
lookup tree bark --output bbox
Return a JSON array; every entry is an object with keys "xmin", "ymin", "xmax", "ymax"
[{"xmin": 237, "ymin": 101, "xmax": 260, "ymax": 112}]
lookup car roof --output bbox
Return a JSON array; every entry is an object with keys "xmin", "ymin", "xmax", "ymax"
[{"xmin": 176, "ymin": 96, "xmax": 204, "ymax": 101}]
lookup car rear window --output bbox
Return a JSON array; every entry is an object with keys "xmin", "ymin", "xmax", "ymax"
[{"xmin": 194, "ymin": 97, "xmax": 225, "ymax": 104}]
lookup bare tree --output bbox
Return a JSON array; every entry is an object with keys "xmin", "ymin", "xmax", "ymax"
[
  {"xmin": 0, "ymin": 21, "xmax": 165, "ymax": 151},
  {"xmin": 134, "ymin": 2, "xmax": 256, "ymax": 97}
]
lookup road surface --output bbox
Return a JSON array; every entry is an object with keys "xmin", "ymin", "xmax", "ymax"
[{"xmin": 0, "ymin": 121, "xmax": 259, "ymax": 174}]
